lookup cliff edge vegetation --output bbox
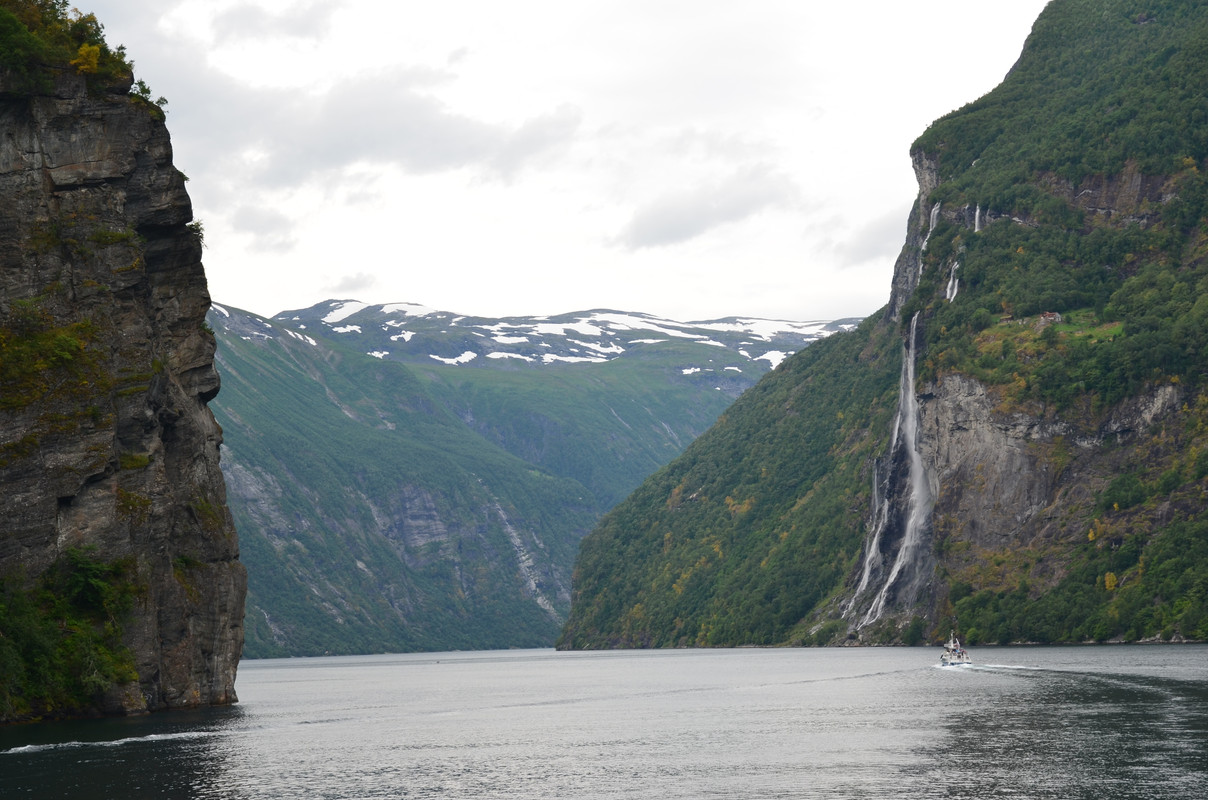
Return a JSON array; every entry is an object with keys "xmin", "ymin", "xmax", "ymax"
[
  {"xmin": 1, "ymin": 1, "xmax": 245, "ymax": 722},
  {"xmin": 559, "ymin": 0, "xmax": 1208, "ymax": 649}
]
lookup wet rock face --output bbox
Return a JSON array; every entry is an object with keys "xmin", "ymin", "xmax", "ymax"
[
  {"xmin": 915, "ymin": 373, "xmax": 1183, "ymax": 606},
  {"xmin": 0, "ymin": 70, "xmax": 245, "ymax": 714},
  {"xmin": 919, "ymin": 375, "xmax": 1068, "ymax": 551}
]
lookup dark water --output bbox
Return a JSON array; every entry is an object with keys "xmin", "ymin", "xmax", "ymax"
[{"xmin": 2, "ymin": 646, "xmax": 1205, "ymax": 799}]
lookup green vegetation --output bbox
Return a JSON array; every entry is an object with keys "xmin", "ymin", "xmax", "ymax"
[
  {"xmin": 916, "ymin": 0, "xmax": 1208, "ymax": 200},
  {"xmin": 0, "ymin": 548, "xmax": 140, "ymax": 720},
  {"xmin": 953, "ymin": 517, "xmax": 1208, "ymax": 645},
  {"xmin": 0, "ymin": 297, "xmax": 106, "ymax": 413},
  {"xmin": 558, "ymin": 314, "xmax": 901, "ymax": 648},
  {"xmin": 944, "ymin": 391, "xmax": 1208, "ymax": 644},
  {"xmin": 210, "ymin": 300, "xmax": 791, "ymax": 657},
  {"xmin": 416, "ymin": 345, "xmax": 734, "ymax": 510},
  {"xmin": 118, "ymin": 451, "xmax": 151, "ymax": 470},
  {"xmin": 210, "ymin": 309, "xmax": 604, "ymax": 657},
  {"xmin": 0, "ymin": 0, "xmax": 131, "ymax": 91},
  {"xmin": 560, "ymin": 0, "xmax": 1208, "ymax": 649},
  {"xmin": 906, "ymin": 0, "xmax": 1208, "ymax": 410}
]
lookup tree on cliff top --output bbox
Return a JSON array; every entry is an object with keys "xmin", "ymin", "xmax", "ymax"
[{"xmin": 0, "ymin": 0, "xmax": 131, "ymax": 90}]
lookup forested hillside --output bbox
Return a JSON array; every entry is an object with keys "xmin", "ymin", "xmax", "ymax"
[
  {"xmin": 209, "ymin": 303, "xmax": 846, "ymax": 656},
  {"xmin": 559, "ymin": 0, "xmax": 1208, "ymax": 649}
]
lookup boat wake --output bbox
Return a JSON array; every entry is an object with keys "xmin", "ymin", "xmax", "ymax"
[{"xmin": 1, "ymin": 730, "xmax": 216, "ymax": 756}]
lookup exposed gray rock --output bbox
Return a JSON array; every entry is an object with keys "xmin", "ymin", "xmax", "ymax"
[{"xmin": 0, "ymin": 69, "xmax": 245, "ymax": 717}]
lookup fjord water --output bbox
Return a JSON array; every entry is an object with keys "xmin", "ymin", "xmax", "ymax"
[{"xmin": 3, "ymin": 647, "xmax": 1205, "ymax": 799}]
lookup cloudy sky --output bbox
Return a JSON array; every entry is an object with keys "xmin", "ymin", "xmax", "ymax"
[{"xmin": 86, "ymin": 0, "xmax": 1050, "ymax": 322}]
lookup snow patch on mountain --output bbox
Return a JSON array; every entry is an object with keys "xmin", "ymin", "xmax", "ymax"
[
  {"xmin": 379, "ymin": 302, "xmax": 436, "ymax": 317},
  {"xmin": 322, "ymin": 300, "xmax": 370, "ymax": 324},
  {"xmin": 431, "ymin": 351, "xmax": 478, "ymax": 365},
  {"xmin": 755, "ymin": 351, "xmax": 790, "ymax": 367},
  {"xmin": 571, "ymin": 339, "xmax": 625, "ymax": 355},
  {"xmin": 259, "ymin": 300, "xmax": 862, "ymax": 374},
  {"xmin": 543, "ymin": 354, "xmax": 609, "ymax": 364}
]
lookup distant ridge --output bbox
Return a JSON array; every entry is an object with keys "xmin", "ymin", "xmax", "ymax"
[
  {"xmin": 208, "ymin": 300, "xmax": 853, "ymax": 656},
  {"xmin": 266, "ymin": 299, "xmax": 859, "ymax": 371}
]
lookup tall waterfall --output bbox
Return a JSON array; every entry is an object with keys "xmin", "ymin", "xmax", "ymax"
[
  {"xmin": 849, "ymin": 406, "xmax": 903, "ymax": 605},
  {"xmin": 974, "ymin": 204, "xmax": 982, "ymax": 233},
  {"xmin": 848, "ymin": 312, "xmax": 934, "ymax": 628},
  {"xmin": 919, "ymin": 202, "xmax": 941, "ymax": 256},
  {"xmin": 945, "ymin": 263, "xmax": 960, "ymax": 302}
]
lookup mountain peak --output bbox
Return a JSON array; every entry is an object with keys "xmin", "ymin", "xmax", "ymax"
[{"xmin": 265, "ymin": 299, "xmax": 858, "ymax": 371}]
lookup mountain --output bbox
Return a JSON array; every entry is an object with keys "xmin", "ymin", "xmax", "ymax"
[
  {"xmin": 559, "ymin": 0, "xmax": 1208, "ymax": 650},
  {"xmin": 0, "ymin": 5, "xmax": 243, "ymax": 722},
  {"xmin": 208, "ymin": 301, "xmax": 853, "ymax": 657},
  {"xmin": 270, "ymin": 302, "xmax": 856, "ymax": 510}
]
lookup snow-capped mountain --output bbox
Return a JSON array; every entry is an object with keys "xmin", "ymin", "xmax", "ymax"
[
  {"xmin": 263, "ymin": 300, "xmax": 859, "ymax": 373},
  {"xmin": 206, "ymin": 299, "xmax": 860, "ymax": 658}
]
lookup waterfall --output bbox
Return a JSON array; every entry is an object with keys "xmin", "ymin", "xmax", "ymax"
[
  {"xmin": 849, "ymin": 312, "xmax": 934, "ymax": 628},
  {"xmin": 974, "ymin": 204, "xmax": 982, "ymax": 233},
  {"xmin": 848, "ymin": 410, "xmax": 902, "ymax": 606},
  {"xmin": 945, "ymin": 262, "xmax": 960, "ymax": 302},
  {"xmin": 919, "ymin": 202, "xmax": 941, "ymax": 254}
]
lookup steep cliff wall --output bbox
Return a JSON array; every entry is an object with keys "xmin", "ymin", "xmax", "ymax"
[
  {"xmin": 841, "ymin": 0, "xmax": 1208, "ymax": 639},
  {"xmin": 0, "ymin": 63, "xmax": 244, "ymax": 719},
  {"xmin": 560, "ymin": 0, "xmax": 1208, "ymax": 650}
]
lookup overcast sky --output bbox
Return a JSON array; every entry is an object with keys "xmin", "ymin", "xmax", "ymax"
[{"xmin": 85, "ymin": 1, "xmax": 1050, "ymax": 322}]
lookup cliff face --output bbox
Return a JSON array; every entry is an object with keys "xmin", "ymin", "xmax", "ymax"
[
  {"xmin": 844, "ymin": 155, "xmax": 1199, "ymax": 634},
  {"xmin": 0, "ymin": 67, "xmax": 245, "ymax": 717},
  {"xmin": 560, "ymin": 0, "xmax": 1208, "ymax": 650}
]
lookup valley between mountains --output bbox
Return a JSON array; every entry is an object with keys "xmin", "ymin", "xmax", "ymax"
[{"xmin": 208, "ymin": 301, "xmax": 855, "ymax": 656}]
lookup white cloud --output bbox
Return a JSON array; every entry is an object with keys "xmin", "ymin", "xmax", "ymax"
[
  {"xmin": 230, "ymin": 205, "xmax": 296, "ymax": 252},
  {"xmin": 618, "ymin": 165, "xmax": 800, "ymax": 249},
  {"xmin": 211, "ymin": 1, "xmax": 343, "ymax": 43},
  {"xmin": 86, "ymin": 0, "xmax": 1052, "ymax": 322},
  {"xmin": 327, "ymin": 272, "xmax": 377, "ymax": 294}
]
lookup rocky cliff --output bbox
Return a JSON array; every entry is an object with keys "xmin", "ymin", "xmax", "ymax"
[
  {"xmin": 0, "ymin": 55, "xmax": 244, "ymax": 719},
  {"xmin": 842, "ymin": 150, "xmax": 1205, "ymax": 641},
  {"xmin": 559, "ymin": 0, "xmax": 1208, "ymax": 650}
]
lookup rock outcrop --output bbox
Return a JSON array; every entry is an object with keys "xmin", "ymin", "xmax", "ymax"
[
  {"xmin": 846, "ymin": 139, "xmax": 1197, "ymax": 635},
  {"xmin": 0, "ymin": 66, "xmax": 245, "ymax": 718}
]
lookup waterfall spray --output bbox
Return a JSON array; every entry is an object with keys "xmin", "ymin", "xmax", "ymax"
[
  {"xmin": 920, "ymin": 202, "xmax": 941, "ymax": 254},
  {"xmin": 848, "ymin": 406, "xmax": 903, "ymax": 607},
  {"xmin": 945, "ymin": 263, "xmax": 960, "ymax": 302},
  {"xmin": 853, "ymin": 311, "xmax": 933, "ymax": 628}
]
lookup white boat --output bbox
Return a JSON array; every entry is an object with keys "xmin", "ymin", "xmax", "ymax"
[{"xmin": 940, "ymin": 630, "xmax": 971, "ymax": 666}]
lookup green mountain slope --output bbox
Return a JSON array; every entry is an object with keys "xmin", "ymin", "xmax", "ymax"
[
  {"xmin": 211, "ymin": 308, "xmax": 597, "ymax": 656},
  {"xmin": 210, "ymin": 303, "xmax": 845, "ymax": 656},
  {"xmin": 559, "ymin": 313, "xmax": 901, "ymax": 647},
  {"xmin": 273, "ymin": 302, "xmax": 855, "ymax": 509},
  {"xmin": 560, "ymin": 0, "xmax": 1208, "ymax": 650}
]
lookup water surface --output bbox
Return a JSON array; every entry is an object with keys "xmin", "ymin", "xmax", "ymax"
[{"xmin": 2, "ymin": 645, "xmax": 1205, "ymax": 798}]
